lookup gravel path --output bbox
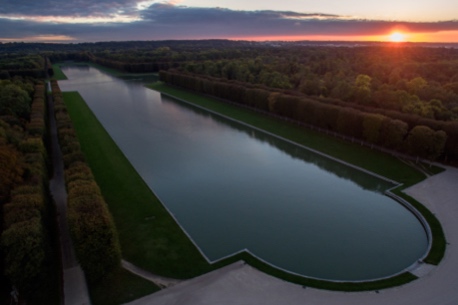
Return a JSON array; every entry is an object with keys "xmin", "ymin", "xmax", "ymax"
[{"xmin": 124, "ymin": 166, "xmax": 458, "ymax": 305}]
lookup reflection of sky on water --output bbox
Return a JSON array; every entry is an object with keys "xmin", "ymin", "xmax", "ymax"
[{"xmin": 59, "ymin": 66, "xmax": 427, "ymax": 281}]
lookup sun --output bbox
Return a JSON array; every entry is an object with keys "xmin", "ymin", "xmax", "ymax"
[{"xmin": 389, "ymin": 32, "xmax": 406, "ymax": 42}]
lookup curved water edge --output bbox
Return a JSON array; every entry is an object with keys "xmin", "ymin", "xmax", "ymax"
[
  {"xmin": 156, "ymin": 90, "xmax": 434, "ymax": 283},
  {"xmin": 58, "ymin": 65, "xmax": 431, "ymax": 282}
]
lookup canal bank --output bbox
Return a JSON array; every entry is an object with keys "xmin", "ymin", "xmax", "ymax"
[
  {"xmin": 58, "ymin": 64, "xmax": 436, "ymax": 288},
  {"xmin": 124, "ymin": 166, "xmax": 457, "ymax": 305}
]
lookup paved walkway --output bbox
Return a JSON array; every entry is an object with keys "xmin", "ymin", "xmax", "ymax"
[
  {"xmin": 124, "ymin": 166, "xmax": 458, "ymax": 305},
  {"xmin": 48, "ymin": 88, "xmax": 91, "ymax": 305}
]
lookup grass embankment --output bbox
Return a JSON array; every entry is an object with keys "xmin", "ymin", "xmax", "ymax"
[
  {"xmin": 51, "ymin": 64, "xmax": 68, "ymax": 80},
  {"xmin": 88, "ymin": 268, "xmax": 160, "ymax": 305},
  {"xmin": 62, "ymin": 83, "xmax": 442, "ymax": 293}
]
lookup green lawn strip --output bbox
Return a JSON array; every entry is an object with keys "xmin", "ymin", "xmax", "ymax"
[
  {"xmin": 88, "ymin": 268, "xmax": 160, "ymax": 305},
  {"xmin": 51, "ymin": 64, "xmax": 68, "ymax": 80},
  {"xmin": 239, "ymin": 252, "xmax": 418, "ymax": 291},
  {"xmin": 62, "ymin": 91, "xmax": 213, "ymax": 278},
  {"xmin": 391, "ymin": 189, "xmax": 446, "ymax": 265},
  {"xmin": 206, "ymin": 251, "xmax": 418, "ymax": 291},
  {"xmin": 148, "ymin": 82, "xmax": 425, "ymax": 186}
]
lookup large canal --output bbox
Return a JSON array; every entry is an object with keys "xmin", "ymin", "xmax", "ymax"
[{"xmin": 59, "ymin": 65, "xmax": 428, "ymax": 281}]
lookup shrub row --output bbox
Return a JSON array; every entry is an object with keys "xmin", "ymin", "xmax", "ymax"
[
  {"xmin": 51, "ymin": 80, "xmax": 121, "ymax": 282},
  {"xmin": 27, "ymin": 83, "xmax": 47, "ymax": 137},
  {"xmin": 160, "ymin": 70, "xmax": 455, "ymax": 162},
  {"xmin": 1, "ymin": 82, "xmax": 51, "ymax": 298}
]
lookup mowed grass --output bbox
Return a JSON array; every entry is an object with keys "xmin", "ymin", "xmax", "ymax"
[
  {"xmin": 62, "ymin": 91, "xmax": 213, "ymax": 278},
  {"xmin": 88, "ymin": 268, "xmax": 160, "ymax": 305},
  {"xmin": 51, "ymin": 64, "xmax": 68, "ymax": 80}
]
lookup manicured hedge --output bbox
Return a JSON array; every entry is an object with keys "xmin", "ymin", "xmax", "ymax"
[{"xmin": 51, "ymin": 80, "xmax": 121, "ymax": 282}]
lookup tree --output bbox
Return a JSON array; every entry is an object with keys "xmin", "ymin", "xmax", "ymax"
[
  {"xmin": 406, "ymin": 125, "xmax": 447, "ymax": 160},
  {"xmin": 380, "ymin": 119, "xmax": 408, "ymax": 150},
  {"xmin": 0, "ymin": 144, "xmax": 24, "ymax": 202},
  {"xmin": 407, "ymin": 77, "xmax": 427, "ymax": 95},
  {"xmin": 0, "ymin": 81, "xmax": 31, "ymax": 118},
  {"xmin": 353, "ymin": 74, "xmax": 372, "ymax": 104},
  {"xmin": 362, "ymin": 113, "xmax": 386, "ymax": 144},
  {"xmin": 1, "ymin": 218, "xmax": 45, "ymax": 295},
  {"xmin": 0, "ymin": 70, "xmax": 10, "ymax": 79},
  {"xmin": 336, "ymin": 107, "xmax": 363, "ymax": 139}
]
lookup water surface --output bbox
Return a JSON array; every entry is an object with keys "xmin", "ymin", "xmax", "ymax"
[{"xmin": 59, "ymin": 66, "xmax": 428, "ymax": 280}]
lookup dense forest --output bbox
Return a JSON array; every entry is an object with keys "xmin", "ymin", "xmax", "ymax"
[{"xmin": 0, "ymin": 75, "xmax": 59, "ymax": 304}]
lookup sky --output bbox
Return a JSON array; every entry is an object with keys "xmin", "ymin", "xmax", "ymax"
[{"xmin": 0, "ymin": 0, "xmax": 457, "ymax": 43}]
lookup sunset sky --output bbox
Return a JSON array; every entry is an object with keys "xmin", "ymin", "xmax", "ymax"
[{"xmin": 1, "ymin": 0, "xmax": 457, "ymax": 43}]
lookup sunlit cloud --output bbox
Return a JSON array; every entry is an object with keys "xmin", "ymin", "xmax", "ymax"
[
  {"xmin": 136, "ymin": 0, "xmax": 157, "ymax": 10},
  {"xmin": 280, "ymin": 13, "xmax": 357, "ymax": 21},
  {"xmin": 0, "ymin": 35, "xmax": 75, "ymax": 42}
]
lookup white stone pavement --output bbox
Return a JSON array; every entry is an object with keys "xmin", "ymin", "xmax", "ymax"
[{"xmin": 124, "ymin": 166, "xmax": 458, "ymax": 305}]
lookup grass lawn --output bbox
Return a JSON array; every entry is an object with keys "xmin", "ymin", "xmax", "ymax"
[
  {"xmin": 61, "ymin": 76, "xmax": 445, "ymax": 293},
  {"xmin": 51, "ymin": 64, "xmax": 68, "ymax": 80},
  {"xmin": 88, "ymin": 268, "xmax": 160, "ymax": 305}
]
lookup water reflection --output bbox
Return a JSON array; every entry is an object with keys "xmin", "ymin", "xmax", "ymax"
[{"xmin": 160, "ymin": 95, "xmax": 393, "ymax": 194}]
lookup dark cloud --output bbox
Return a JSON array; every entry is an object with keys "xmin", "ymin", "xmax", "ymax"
[
  {"xmin": 0, "ymin": 0, "xmax": 140, "ymax": 17},
  {"xmin": 138, "ymin": 4, "xmax": 458, "ymax": 37},
  {"xmin": 1, "ymin": 4, "xmax": 457, "ymax": 42}
]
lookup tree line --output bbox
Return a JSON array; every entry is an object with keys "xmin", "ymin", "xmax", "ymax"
[
  {"xmin": 42, "ymin": 42, "xmax": 458, "ymax": 123},
  {"xmin": 0, "ymin": 54, "xmax": 48, "ymax": 79},
  {"xmin": 0, "ymin": 81, "xmax": 59, "ymax": 303},
  {"xmin": 179, "ymin": 46, "xmax": 458, "ymax": 122},
  {"xmin": 160, "ymin": 70, "xmax": 456, "ymax": 162}
]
